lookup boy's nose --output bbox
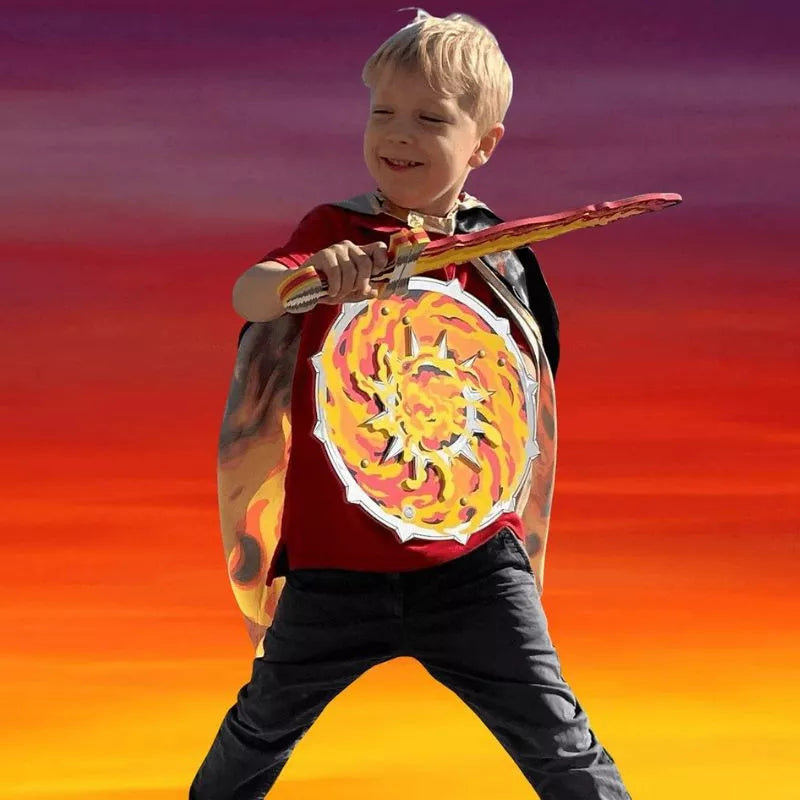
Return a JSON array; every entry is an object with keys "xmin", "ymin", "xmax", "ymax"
[{"xmin": 385, "ymin": 122, "xmax": 415, "ymax": 144}]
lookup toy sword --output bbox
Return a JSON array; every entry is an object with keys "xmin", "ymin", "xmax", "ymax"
[{"xmin": 278, "ymin": 192, "xmax": 682, "ymax": 313}]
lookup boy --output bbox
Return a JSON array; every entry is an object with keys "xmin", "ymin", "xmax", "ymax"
[{"xmin": 191, "ymin": 11, "xmax": 633, "ymax": 800}]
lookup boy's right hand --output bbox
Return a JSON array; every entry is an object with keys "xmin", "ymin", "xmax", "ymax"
[{"xmin": 303, "ymin": 240, "xmax": 389, "ymax": 305}]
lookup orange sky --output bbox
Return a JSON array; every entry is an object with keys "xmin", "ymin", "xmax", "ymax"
[
  {"xmin": 3, "ymin": 1, "xmax": 799, "ymax": 790},
  {"xmin": 3, "ymin": 207, "xmax": 799, "ymax": 798}
]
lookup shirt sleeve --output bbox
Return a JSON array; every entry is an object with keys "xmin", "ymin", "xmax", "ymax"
[
  {"xmin": 257, "ymin": 204, "xmax": 343, "ymax": 269},
  {"xmin": 234, "ymin": 205, "xmax": 343, "ymax": 346}
]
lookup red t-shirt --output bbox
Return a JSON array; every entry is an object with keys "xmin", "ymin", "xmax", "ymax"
[{"xmin": 259, "ymin": 203, "xmax": 529, "ymax": 583}]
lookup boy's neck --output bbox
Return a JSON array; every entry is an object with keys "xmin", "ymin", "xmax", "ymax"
[{"xmin": 376, "ymin": 190, "xmax": 462, "ymax": 234}]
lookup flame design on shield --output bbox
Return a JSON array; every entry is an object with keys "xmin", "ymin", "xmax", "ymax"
[{"xmin": 312, "ymin": 277, "xmax": 540, "ymax": 543}]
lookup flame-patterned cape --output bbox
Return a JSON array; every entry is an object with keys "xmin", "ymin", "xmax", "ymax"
[{"xmin": 218, "ymin": 192, "xmax": 560, "ymax": 655}]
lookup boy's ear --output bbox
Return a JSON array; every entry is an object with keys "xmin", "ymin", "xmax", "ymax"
[{"xmin": 469, "ymin": 122, "xmax": 505, "ymax": 168}]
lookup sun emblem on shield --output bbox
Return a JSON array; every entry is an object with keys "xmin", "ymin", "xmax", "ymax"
[{"xmin": 311, "ymin": 276, "xmax": 540, "ymax": 543}]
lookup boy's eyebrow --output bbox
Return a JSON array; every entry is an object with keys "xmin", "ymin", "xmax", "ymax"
[{"xmin": 370, "ymin": 100, "xmax": 455, "ymax": 116}]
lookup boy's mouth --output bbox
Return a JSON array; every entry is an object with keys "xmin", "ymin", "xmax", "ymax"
[{"xmin": 381, "ymin": 157, "xmax": 423, "ymax": 171}]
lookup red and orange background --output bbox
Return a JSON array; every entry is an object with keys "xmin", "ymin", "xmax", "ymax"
[{"xmin": 3, "ymin": 1, "xmax": 798, "ymax": 798}]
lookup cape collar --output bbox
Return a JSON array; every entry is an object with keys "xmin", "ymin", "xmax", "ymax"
[{"xmin": 333, "ymin": 189, "xmax": 489, "ymax": 235}]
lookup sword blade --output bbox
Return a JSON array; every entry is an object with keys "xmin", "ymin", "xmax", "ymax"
[
  {"xmin": 376, "ymin": 192, "xmax": 682, "ymax": 283},
  {"xmin": 281, "ymin": 192, "xmax": 682, "ymax": 312}
]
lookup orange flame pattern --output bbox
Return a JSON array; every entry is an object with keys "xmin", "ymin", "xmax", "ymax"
[{"xmin": 314, "ymin": 285, "xmax": 535, "ymax": 539}]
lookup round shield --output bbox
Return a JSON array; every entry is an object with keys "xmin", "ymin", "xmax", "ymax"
[{"xmin": 311, "ymin": 276, "xmax": 539, "ymax": 543}]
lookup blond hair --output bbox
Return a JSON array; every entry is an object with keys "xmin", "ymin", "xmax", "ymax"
[{"xmin": 362, "ymin": 9, "xmax": 513, "ymax": 133}]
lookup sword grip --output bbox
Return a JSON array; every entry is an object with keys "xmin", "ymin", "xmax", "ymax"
[
  {"xmin": 278, "ymin": 266, "xmax": 329, "ymax": 314},
  {"xmin": 278, "ymin": 266, "xmax": 397, "ymax": 314},
  {"xmin": 278, "ymin": 228, "xmax": 428, "ymax": 314}
]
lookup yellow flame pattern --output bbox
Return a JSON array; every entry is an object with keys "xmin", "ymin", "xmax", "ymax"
[{"xmin": 315, "ymin": 286, "xmax": 533, "ymax": 539}]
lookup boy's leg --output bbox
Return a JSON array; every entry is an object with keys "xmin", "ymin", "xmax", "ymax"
[
  {"xmin": 189, "ymin": 569, "xmax": 402, "ymax": 800},
  {"xmin": 405, "ymin": 529, "xmax": 632, "ymax": 800}
]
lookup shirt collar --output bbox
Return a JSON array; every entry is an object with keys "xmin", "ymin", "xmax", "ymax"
[{"xmin": 336, "ymin": 190, "xmax": 488, "ymax": 236}]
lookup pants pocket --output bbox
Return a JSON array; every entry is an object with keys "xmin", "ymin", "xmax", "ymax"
[{"xmin": 503, "ymin": 530, "xmax": 535, "ymax": 576}]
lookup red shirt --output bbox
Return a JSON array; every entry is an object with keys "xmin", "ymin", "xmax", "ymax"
[{"xmin": 259, "ymin": 204, "xmax": 528, "ymax": 583}]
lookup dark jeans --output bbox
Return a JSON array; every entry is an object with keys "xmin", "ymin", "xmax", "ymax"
[{"xmin": 189, "ymin": 528, "xmax": 632, "ymax": 799}]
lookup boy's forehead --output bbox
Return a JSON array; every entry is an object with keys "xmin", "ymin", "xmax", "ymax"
[{"xmin": 371, "ymin": 65, "xmax": 457, "ymax": 106}]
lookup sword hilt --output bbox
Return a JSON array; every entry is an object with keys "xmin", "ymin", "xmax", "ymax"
[{"xmin": 279, "ymin": 227, "xmax": 430, "ymax": 313}]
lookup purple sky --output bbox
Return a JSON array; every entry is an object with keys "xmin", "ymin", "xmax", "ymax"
[{"xmin": 3, "ymin": 0, "xmax": 798, "ymax": 246}]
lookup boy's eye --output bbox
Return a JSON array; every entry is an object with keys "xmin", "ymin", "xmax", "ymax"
[
  {"xmin": 372, "ymin": 110, "xmax": 391, "ymax": 115},
  {"xmin": 421, "ymin": 116, "xmax": 444, "ymax": 123}
]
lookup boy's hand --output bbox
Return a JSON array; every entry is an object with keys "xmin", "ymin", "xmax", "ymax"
[{"xmin": 305, "ymin": 240, "xmax": 389, "ymax": 305}]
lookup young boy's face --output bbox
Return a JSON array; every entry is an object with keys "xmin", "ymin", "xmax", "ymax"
[{"xmin": 363, "ymin": 65, "xmax": 502, "ymax": 217}]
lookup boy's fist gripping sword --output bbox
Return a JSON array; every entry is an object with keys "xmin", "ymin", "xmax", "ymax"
[{"xmin": 278, "ymin": 192, "xmax": 682, "ymax": 314}]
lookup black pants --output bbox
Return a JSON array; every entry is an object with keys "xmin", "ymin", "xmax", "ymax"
[{"xmin": 189, "ymin": 529, "xmax": 632, "ymax": 799}]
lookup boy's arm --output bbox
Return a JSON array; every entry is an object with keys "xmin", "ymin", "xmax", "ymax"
[
  {"xmin": 232, "ymin": 260, "xmax": 291, "ymax": 323},
  {"xmin": 233, "ymin": 240, "xmax": 388, "ymax": 322},
  {"xmin": 231, "ymin": 204, "xmax": 341, "ymax": 324}
]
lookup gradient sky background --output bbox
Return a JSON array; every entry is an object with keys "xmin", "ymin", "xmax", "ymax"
[{"xmin": 2, "ymin": 1, "xmax": 799, "ymax": 798}]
